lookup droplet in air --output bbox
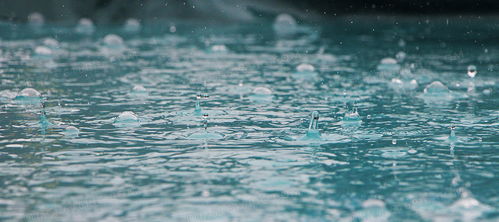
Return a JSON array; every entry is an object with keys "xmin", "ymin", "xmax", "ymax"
[
  {"xmin": 273, "ymin": 13, "xmax": 298, "ymax": 36},
  {"xmin": 75, "ymin": 18, "xmax": 95, "ymax": 35},
  {"xmin": 123, "ymin": 18, "xmax": 141, "ymax": 33},
  {"xmin": 467, "ymin": 65, "xmax": 477, "ymax": 78},
  {"xmin": 28, "ymin": 12, "xmax": 44, "ymax": 27}
]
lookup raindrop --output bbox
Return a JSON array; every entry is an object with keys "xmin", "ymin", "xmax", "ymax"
[{"xmin": 467, "ymin": 65, "xmax": 477, "ymax": 78}]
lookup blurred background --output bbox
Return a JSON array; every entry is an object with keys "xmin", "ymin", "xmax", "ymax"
[{"xmin": 1, "ymin": 0, "xmax": 499, "ymax": 24}]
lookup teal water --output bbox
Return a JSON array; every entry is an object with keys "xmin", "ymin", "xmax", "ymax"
[{"xmin": 0, "ymin": 18, "xmax": 498, "ymax": 221}]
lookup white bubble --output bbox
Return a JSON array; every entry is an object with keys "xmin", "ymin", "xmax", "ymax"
[
  {"xmin": 75, "ymin": 18, "xmax": 95, "ymax": 35},
  {"xmin": 396, "ymin": 51, "xmax": 406, "ymax": 62},
  {"xmin": 296, "ymin": 63, "xmax": 315, "ymax": 73},
  {"xmin": 380, "ymin": 57, "xmax": 397, "ymax": 65},
  {"xmin": 252, "ymin": 87, "xmax": 272, "ymax": 95},
  {"xmin": 115, "ymin": 111, "xmax": 139, "ymax": 123},
  {"xmin": 34, "ymin": 46, "xmax": 53, "ymax": 57},
  {"xmin": 273, "ymin": 13, "xmax": 298, "ymax": 36},
  {"xmin": 123, "ymin": 18, "xmax": 141, "ymax": 33},
  {"xmin": 103, "ymin": 34, "xmax": 124, "ymax": 46},
  {"xmin": 424, "ymin": 81, "xmax": 450, "ymax": 94},
  {"xmin": 63, "ymin": 126, "xmax": 80, "ymax": 137},
  {"xmin": 18, "ymin": 88, "xmax": 41, "ymax": 97},
  {"xmin": 43, "ymin": 38, "xmax": 59, "ymax": 49},
  {"xmin": 133, "ymin": 85, "xmax": 146, "ymax": 92},
  {"xmin": 28, "ymin": 12, "xmax": 44, "ymax": 26},
  {"xmin": 169, "ymin": 25, "xmax": 177, "ymax": 33},
  {"xmin": 210, "ymin": 44, "xmax": 228, "ymax": 53}
]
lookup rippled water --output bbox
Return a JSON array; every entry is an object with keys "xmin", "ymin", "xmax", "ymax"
[{"xmin": 0, "ymin": 18, "xmax": 498, "ymax": 221}]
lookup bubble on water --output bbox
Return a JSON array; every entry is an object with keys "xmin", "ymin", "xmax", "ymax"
[
  {"xmin": 123, "ymin": 18, "xmax": 141, "ymax": 33},
  {"xmin": 482, "ymin": 88, "xmax": 491, "ymax": 95},
  {"xmin": 293, "ymin": 63, "xmax": 318, "ymax": 80},
  {"xmin": 273, "ymin": 13, "xmax": 298, "ymax": 36},
  {"xmin": 132, "ymin": 85, "xmax": 146, "ymax": 92},
  {"xmin": 248, "ymin": 87, "xmax": 273, "ymax": 103},
  {"xmin": 34, "ymin": 46, "xmax": 53, "ymax": 58},
  {"xmin": 169, "ymin": 25, "xmax": 177, "ymax": 33},
  {"xmin": 75, "ymin": 18, "xmax": 95, "ymax": 35},
  {"xmin": 353, "ymin": 199, "xmax": 391, "ymax": 222},
  {"xmin": 377, "ymin": 57, "xmax": 401, "ymax": 75},
  {"xmin": 103, "ymin": 34, "xmax": 124, "ymax": 48},
  {"xmin": 0, "ymin": 90, "xmax": 17, "ymax": 100},
  {"xmin": 14, "ymin": 88, "xmax": 43, "ymax": 105},
  {"xmin": 42, "ymin": 38, "xmax": 60, "ymax": 49},
  {"xmin": 467, "ymin": 65, "xmax": 477, "ymax": 78},
  {"xmin": 210, "ymin": 44, "xmax": 228, "ymax": 53},
  {"xmin": 296, "ymin": 63, "xmax": 315, "ymax": 73},
  {"xmin": 408, "ymin": 149, "xmax": 417, "ymax": 154},
  {"xmin": 392, "ymin": 139, "xmax": 397, "ymax": 145},
  {"xmin": 114, "ymin": 111, "xmax": 139, "ymax": 126},
  {"xmin": 390, "ymin": 77, "xmax": 418, "ymax": 91},
  {"xmin": 424, "ymin": 81, "xmax": 450, "ymax": 94},
  {"xmin": 28, "ymin": 12, "xmax": 44, "ymax": 27},
  {"xmin": 396, "ymin": 51, "xmax": 407, "ymax": 62},
  {"xmin": 18, "ymin": 88, "xmax": 41, "ymax": 98},
  {"xmin": 63, "ymin": 126, "xmax": 80, "ymax": 138}
]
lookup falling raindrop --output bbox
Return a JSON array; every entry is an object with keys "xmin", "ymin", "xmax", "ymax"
[{"xmin": 467, "ymin": 65, "xmax": 477, "ymax": 78}]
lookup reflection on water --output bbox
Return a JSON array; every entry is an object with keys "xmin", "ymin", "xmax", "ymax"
[{"xmin": 0, "ymin": 18, "xmax": 498, "ymax": 221}]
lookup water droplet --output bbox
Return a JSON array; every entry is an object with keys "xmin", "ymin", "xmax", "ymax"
[
  {"xmin": 169, "ymin": 25, "xmax": 177, "ymax": 33},
  {"xmin": 467, "ymin": 65, "xmax": 477, "ymax": 78},
  {"xmin": 392, "ymin": 139, "xmax": 397, "ymax": 145}
]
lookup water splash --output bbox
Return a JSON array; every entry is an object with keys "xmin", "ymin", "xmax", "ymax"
[
  {"xmin": 467, "ymin": 65, "xmax": 477, "ymax": 78},
  {"xmin": 186, "ymin": 113, "xmax": 223, "ymax": 140}
]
